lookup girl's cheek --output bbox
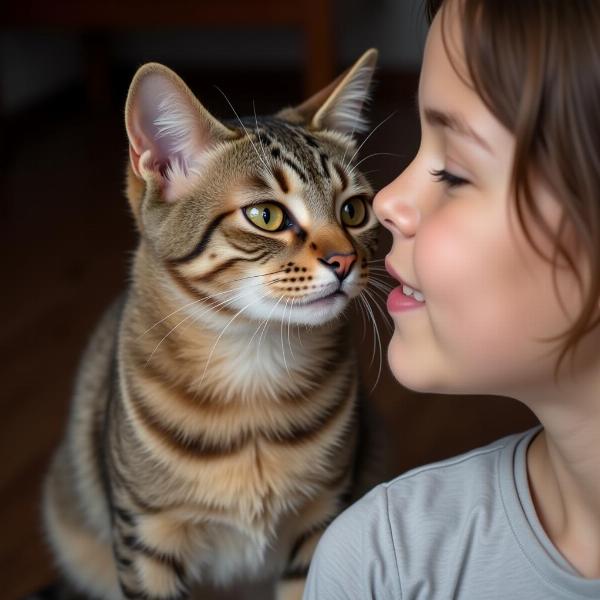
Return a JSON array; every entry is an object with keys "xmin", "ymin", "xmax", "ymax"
[
  {"xmin": 415, "ymin": 210, "xmax": 475, "ymax": 313},
  {"xmin": 415, "ymin": 208, "xmax": 502, "ymax": 359}
]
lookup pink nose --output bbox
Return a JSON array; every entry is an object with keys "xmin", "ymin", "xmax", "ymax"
[{"xmin": 323, "ymin": 253, "xmax": 357, "ymax": 280}]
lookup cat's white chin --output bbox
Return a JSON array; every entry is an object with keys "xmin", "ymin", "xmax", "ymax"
[{"xmin": 279, "ymin": 291, "xmax": 349, "ymax": 326}]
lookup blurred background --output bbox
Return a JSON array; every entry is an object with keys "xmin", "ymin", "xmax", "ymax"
[{"xmin": 1, "ymin": 0, "xmax": 536, "ymax": 597}]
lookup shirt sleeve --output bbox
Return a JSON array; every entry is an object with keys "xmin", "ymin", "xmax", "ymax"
[{"xmin": 303, "ymin": 485, "xmax": 402, "ymax": 600}]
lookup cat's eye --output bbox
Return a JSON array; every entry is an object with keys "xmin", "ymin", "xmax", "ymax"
[
  {"xmin": 244, "ymin": 203, "xmax": 287, "ymax": 232},
  {"xmin": 341, "ymin": 197, "xmax": 367, "ymax": 227}
]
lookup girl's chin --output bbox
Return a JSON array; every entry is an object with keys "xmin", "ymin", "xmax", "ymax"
[{"xmin": 387, "ymin": 333, "xmax": 444, "ymax": 394}]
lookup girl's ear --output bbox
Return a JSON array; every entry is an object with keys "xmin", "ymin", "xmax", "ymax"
[
  {"xmin": 125, "ymin": 63, "xmax": 237, "ymax": 201},
  {"xmin": 277, "ymin": 48, "xmax": 378, "ymax": 135}
]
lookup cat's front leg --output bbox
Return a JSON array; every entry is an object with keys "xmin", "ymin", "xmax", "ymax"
[{"xmin": 112, "ymin": 510, "xmax": 191, "ymax": 600}]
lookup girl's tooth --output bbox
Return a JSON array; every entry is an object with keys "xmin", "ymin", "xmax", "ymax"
[
  {"xmin": 402, "ymin": 284, "xmax": 413, "ymax": 296},
  {"xmin": 414, "ymin": 291, "xmax": 425, "ymax": 302}
]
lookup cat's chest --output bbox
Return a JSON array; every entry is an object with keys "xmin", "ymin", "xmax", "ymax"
[
  {"xmin": 128, "ymin": 322, "xmax": 353, "ymax": 522},
  {"xmin": 185, "ymin": 325, "xmax": 320, "ymax": 400}
]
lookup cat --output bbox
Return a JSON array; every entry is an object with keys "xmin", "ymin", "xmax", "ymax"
[{"xmin": 43, "ymin": 48, "xmax": 380, "ymax": 600}]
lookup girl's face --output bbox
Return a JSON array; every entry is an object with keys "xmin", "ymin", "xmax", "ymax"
[{"xmin": 374, "ymin": 8, "xmax": 590, "ymax": 398}]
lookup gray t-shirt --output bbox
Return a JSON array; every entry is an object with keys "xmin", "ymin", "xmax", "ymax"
[{"xmin": 304, "ymin": 428, "xmax": 600, "ymax": 599}]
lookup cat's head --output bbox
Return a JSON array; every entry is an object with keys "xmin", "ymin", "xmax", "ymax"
[{"xmin": 125, "ymin": 50, "xmax": 380, "ymax": 326}]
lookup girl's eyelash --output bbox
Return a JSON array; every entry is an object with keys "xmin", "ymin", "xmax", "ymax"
[{"xmin": 429, "ymin": 168, "xmax": 469, "ymax": 187}]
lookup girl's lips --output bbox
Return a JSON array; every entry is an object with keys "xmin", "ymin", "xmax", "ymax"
[
  {"xmin": 387, "ymin": 286, "xmax": 425, "ymax": 312},
  {"xmin": 384, "ymin": 256, "xmax": 425, "ymax": 313}
]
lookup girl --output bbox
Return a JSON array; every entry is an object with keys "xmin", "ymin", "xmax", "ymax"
[{"xmin": 304, "ymin": 0, "xmax": 600, "ymax": 598}]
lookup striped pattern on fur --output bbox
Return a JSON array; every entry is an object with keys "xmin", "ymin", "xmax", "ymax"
[{"xmin": 44, "ymin": 50, "xmax": 379, "ymax": 600}]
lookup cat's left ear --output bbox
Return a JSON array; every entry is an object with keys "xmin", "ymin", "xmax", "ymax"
[
  {"xmin": 125, "ymin": 62, "xmax": 237, "ymax": 201},
  {"xmin": 277, "ymin": 48, "xmax": 378, "ymax": 135}
]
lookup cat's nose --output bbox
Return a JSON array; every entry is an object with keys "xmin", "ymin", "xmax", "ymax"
[{"xmin": 320, "ymin": 253, "xmax": 357, "ymax": 281}]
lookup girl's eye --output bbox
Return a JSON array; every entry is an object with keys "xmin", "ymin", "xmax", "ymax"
[
  {"xmin": 341, "ymin": 196, "xmax": 368, "ymax": 227},
  {"xmin": 430, "ymin": 168, "xmax": 469, "ymax": 188},
  {"xmin": 244, "ymin": 203, "xmax": 288, "ymax": 232}
]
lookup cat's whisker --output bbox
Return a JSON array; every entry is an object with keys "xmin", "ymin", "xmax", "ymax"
[
  {"xmin": 360, "ymin": 289, "xmax": 381, "ymax": 370},
  {"xmin": 145, "ymin": 311, "xmax": 196, "ymax": 367},
  {"xmin": 364, "ymin": 285, "xmax": 394, "ymax": 333},
  {"xmin": 367, "ymin": 266, "xmax": 393, "ymax": 274},
  {"xmin": 164, "ymin": 278, "xmax": 284, "ymax": 354},
  {"xmin": 367, "ymin": 273, "xmax": 393, "ymax": 289},
  {"xmin": 345, "ymin": 110, "xmax": 398, "ymax": 171},
  {"xmin": 368, "ymin": 277, "xmax": 393, "ymax": 285},
  {"xmin": 366, "ymin": 287, "xmax": 389, "ymax": 350},
  {"xmin": 257, "ymin": 294, "xmax": 285, "ymax": 354},
  {"xmin": 356, "ymin": 292, "xmax": 376, "ymax": 366},
  {"xmin": 352, "ymin": 292, "xmax": 368, "ymax": 343},
  {"xmin": 141, "ymin": 271, "xmax": 287, "ymax": 339},
  {"xmin": 347, "ymin": 152, "xmax": 403, "ymax": 178},
  {"xmin": 360, "ymin": 290, "xmax": 384, "ymax": 392},
  {"xmin": 141, "ymin": 282, "xmax": 254, "ymax": 338},
  {"xmin": 368, "ymin": 281, "xmax": 394, "ymax": 293},
  {"xmin": 340, "ymin": 117, "xmax": 361, "ymax": 167},
  {"xmin": 245, "ymin": 314, "xmax": 270, "ymax": 353},
  {"xmin": 253, "ymin": 319, "xmax": 272, "ymax": 353},
  {"xmin": 296, "ymin": 317, "xmax": 304, "ymax": 348},
  {"xmin": 199, "ymin": 294, "xmax": 267, "ymax": 388},
  {"xmin": 230, "ymin": 283, "xmax": 283, "ymax": 356},
  {"xmin": 353, "ymin": 298, "xmax": 364, "ymax": 342},
  {"xmin": 369, "ymin": 284, "xmax": 394, "ymax": 306},
  {"xmin": 223, "ymin": 268, "xmax": 287, "ymax": 284},
  {"xmin": 145, "ymin": 285, "xmax": 257, "ymax": 365},
  {"xmin": 368, "ymin": 275, "xmax": 394, "ymax": 290},
  {"xmin": 253, "ymin": 99, "xmax": 270, "ymax": 168},
  {"xmin": 214, "ymin": 85, "xmax": 270, "ymax": 174},
  {"xmin": 356, "ymin": 293, "xmax": 373, "ymax": 364},
  {"xmin": 280, "ymin": 298, "xmax": 292, "ymax": 381},
  {"xmin": 359, "ymin": 169, "xmax": 381, "ymax": 178},
  {"xmin": 368, "ymin": 276, "xmax": 394, "ymax": 289},
  {"xmin": 287, "ymin": 297, "xmax": 297, "ymax": 362},
  {"xmin": 139, "ymin": 296, "xmax": 205, "ymax": 339}
]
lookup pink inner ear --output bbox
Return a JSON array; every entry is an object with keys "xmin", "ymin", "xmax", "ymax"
[
  {"xmin": 129, "ymin": 144, "xmax": 142, "ymax": 178},
  {"xmin": 126, "ymin": 72, "xmax": 207, "ymax": 198}
]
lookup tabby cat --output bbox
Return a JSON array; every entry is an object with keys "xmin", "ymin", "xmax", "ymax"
[{"xmin": 43, "ymin": 48, "xmax": 380, "ymax": 600}]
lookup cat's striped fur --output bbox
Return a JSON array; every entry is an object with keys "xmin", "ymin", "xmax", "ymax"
[{"xmin": 43, "ymin": 50, "xmax": 379, "ymax": 600}]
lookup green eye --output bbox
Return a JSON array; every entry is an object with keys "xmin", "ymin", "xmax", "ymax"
[
  {"xmin": 341, "ymin": 197, "xmax": 367, "ymax": 227},
  {"xmin": 244, "ymin": 203, "xmax": 286, "ymax": 232}
]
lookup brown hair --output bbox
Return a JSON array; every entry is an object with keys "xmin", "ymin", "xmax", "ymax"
[{"xmin": 425, "ymin": 0, "xmax": 600, "ymax": 377}]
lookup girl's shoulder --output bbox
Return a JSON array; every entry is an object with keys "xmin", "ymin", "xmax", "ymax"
[
  {"xmin": 360, "ymin": 428, "xmax": 537, "ymax": 523},
  {"xmin": 305, "ymin": 428, "xmax": 540, "ymax": 600}
]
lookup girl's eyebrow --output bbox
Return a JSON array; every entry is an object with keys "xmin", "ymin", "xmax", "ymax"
[{"xmin": 423, "ymin": 107, "xmax": 494, "ymax": 156}]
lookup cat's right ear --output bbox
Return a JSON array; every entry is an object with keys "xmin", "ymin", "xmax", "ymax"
[
  {"xmin": 125, "ymin": 63, "xmax": 237, "ymax": 202},
  {"xmin": 277, "ymin": 48, "xmax": 378, "ymax": 136}
]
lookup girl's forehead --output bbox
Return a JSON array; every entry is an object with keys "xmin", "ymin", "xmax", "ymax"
[
  {"xmin": 418, "ymin": 10, "xmax": 512, "ymax": 153},
  {"xmin": 420, "ymin": 9, "xmax": 469, "ymax": 104}
]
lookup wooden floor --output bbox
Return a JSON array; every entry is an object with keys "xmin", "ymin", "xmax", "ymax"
[{"xmin": 0, "ymin": 68, "xmax": 536, "ymax": 599}]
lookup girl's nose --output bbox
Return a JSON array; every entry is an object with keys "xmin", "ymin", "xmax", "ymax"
[{"xmin": 373, "ymin": 174, "xmax": 420, "ymax": 239}]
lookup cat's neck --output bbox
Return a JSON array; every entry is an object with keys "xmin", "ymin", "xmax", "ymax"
[{"xmin": 122, "ymin": 257, "xmax": 351, "ymax": 404}]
